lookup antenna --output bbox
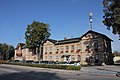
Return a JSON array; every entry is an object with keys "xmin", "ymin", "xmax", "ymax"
[
  {"xmin": 89, "ymin": 12, "xmax": 93, "ymax": 30},
  {"xmin": 18, "ymin": 38, "xmax": 20, "ymax": 43}
]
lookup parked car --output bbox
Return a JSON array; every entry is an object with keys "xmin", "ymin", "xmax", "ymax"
[
  {"xmin": 8, "ymin": 60, "xmax": 21, "ymax": 63},
  {"xmin": 48, "ymin": 61, "xmax": 56, "ymax": 64},
  {"xmin": 34, "ymin": 61, "xmax": 39, "ymax": 64},
  {"xmin": 69, "ymin": 61, "xmax": 80, "ymax": 66},
  {"xmin": 25, "ymin": 60, "xmax": 34, "ymax": 64},
  {"xmin": 40, "ymin": 61, "xmax": 48, "ymax": 64},
  {"xmin": 59, "ymin": 61, "xmax": 80, "ymax": 66}
]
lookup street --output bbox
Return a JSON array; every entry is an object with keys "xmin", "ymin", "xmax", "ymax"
[{"xmin": 0, "ymin": 64, "xmax": 120, "ymax": 80}]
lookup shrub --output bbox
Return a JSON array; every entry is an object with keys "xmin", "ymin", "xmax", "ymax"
[{"xmin": 2, "ymin": 62, "xmax": 81, "ymax": 70}]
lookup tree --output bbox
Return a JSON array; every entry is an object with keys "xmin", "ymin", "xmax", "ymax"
[
  {"xmin": 25, "ymin": 21, "xmax": 51, "ymax": 61},
  {"xmin": 0, "ymin": 43, "xmax": 14, "ymax": 60},
  {"xmin": 103, "ymin": 0, "xmax": 120, "ymax": 39},
  {"xmin": 113, "ymin": 50, "xmax": 120, "ymax": 56}
]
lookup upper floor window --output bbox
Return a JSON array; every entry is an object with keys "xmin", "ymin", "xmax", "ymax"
[
  {"xmin": 45, "ymin": 47, "xmax": 47, "ymax": 51},
  {"xmin": 49, "ymin": 46, "xmax": 52, "ymax": 51},
  {"xmin": 56, "ymin": 46, "xmax": 59, "ymax": 51},
  {"xmin": 66, "ymin": 46, "xmax": 69, "ymax": 51},
  {"xmin": 71, "ymin": 45, "xmax": 74, "ymax": 50},
  {"xmin": 77, "ymin": 44, "xmax": 80, "ymax": 49},
  {"xmin": 61, "ymin": 46, "xmax": 64, "ymax": 51}
]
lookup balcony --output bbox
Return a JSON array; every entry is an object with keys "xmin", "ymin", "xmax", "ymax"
[
  {"xmin": 76, "ymin": 49, "xmax": 80, "ymax": 53},
  {"xmin": 60, "ymin": 51, "xmax": 63, "ymax": 53},
  {"xmin": 49, "ymin": 52, "xmax": 52, "ymax": 54},
  {"xmin": 65, "ymin": 50, "xmax": 68, "ymax": 53},
  {"xmin": 16, "ymin": 53, "xmax": 22, "ymax": 57},
  {"xmin": 45, "ymin": 52, "xmax": 47, "ymax": 54},
  {"xmin": 56, "ymin": 51, "xmax": 58, "ymax": 54},
  {"xmin": 71, "ymin": 50, "xmax": 74, "ymax": 53}
]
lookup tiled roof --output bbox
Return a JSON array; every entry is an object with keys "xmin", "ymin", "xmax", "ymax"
[{"xmin": 46, "ymin": 30, "xmax": 112, "ymax": 44}]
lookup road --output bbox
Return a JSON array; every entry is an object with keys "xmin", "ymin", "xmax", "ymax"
[{"xmin": 0, "ymin": 64, "xmax": 120, "ymax": 80}]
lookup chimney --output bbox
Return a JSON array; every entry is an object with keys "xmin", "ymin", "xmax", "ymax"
[{"xmin": 64, "ymin": 37, "xmax": 67, "ymax": 40}]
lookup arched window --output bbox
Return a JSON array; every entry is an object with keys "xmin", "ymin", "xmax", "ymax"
[{"xmin": 92, "ymin": 41, "xmax": 99, "ymax": 51}]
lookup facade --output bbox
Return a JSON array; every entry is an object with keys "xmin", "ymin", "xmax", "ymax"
[
  {"xmin": 43, "ymin": 30, "xmax": 113, "ymax": 65},
  {"xmin": 14, "ymin": 43, "xmax": 38, "ymax": 61}
]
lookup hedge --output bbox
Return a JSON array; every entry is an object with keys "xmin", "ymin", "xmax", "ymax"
[{"xmin": 1, "ymin": 62, "xmax": 81, "ymax": 70}]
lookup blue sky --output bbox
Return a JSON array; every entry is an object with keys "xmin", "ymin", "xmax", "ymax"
[{"xmin": 0, "ymin": 0, "xmax": 119, "ymax": 52}]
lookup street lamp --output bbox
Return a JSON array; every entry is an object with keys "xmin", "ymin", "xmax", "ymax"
[{"xmin": 89, "ymin": 12, "xmax": 93, "ymax": 31}]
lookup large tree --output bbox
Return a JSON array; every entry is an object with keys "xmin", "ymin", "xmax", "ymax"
[
  {"xmin": 25, "ymin": 21, "xmax": 51, "ymax": 61},
  {"xmin": 103, "ymin": 0, "xmax": 120, "ymax": 39}
]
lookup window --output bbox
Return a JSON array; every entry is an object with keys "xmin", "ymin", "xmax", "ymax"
[
  {"xmin": 56, "ymin": 46, "xmax": 59, "ymax": 51},
  {"xmin": 85, "ymin": 45, "xmax": 89, "ymax": 51},
  {"xmin": 45, "ymin": 47, "xmax": 47, "ymax": 51},
  {"xmin": 56, "ymin": 56, "xmax": 59, "ymax": 60},
  {"xmin": 66, "ymin": 46, "xmax": 69, "ymax": 51},
  {"xmin": 71, "ymin": 55, "xmax": 75, "ymax": 61},
  {"xmin": 76, "ymin": 44, "xmax": 81, "ymax": 52},
  {"xmin": 45, "ymin": 52, "xmax": 47, "ymax": 54},
  {"xmin": 50, "ymin": 46, "xmax": 52, "ymax": 51},
  {"xmin": 61, "ymin": 46, "xmax": 64, "ymax": 51},
  {"xmin": 60, "ymin": 46, "xmax": 64, "ymax": 53},
  {"xmin": 77, "ymin": 44, "xmax": 80, "ymax": 49},
  {"xmin": 45, "ymin": 56, "xmax": 47, "ymax": 59},
  {"xmin": 71, "ymin": 45, "xmax": 74, "ymax": 50},
  {"xmin": 92, "ymin": 41, "xmax": 98, "ymax": 51},
  {"xmin": 78, "ymin": 55, "xmax": 81, "ymax": 61},
  {"xmin": 50, "ymin": 56, "xmax": 52, "ymax": 59}
]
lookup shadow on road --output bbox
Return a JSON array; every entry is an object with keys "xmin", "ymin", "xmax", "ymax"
[{"xmin": 0, "ymin": 71, "xmax": 64, "ymax": 80}]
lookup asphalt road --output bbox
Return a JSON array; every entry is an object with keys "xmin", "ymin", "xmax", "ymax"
[{"xmin": 0, "ymin": 64, "xmax": 120, "ymax": 80}]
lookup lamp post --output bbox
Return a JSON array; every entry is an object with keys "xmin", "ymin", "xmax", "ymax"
[{"xmin": 89, "ymin": 12, "xmax": 93, "ymax": 31}]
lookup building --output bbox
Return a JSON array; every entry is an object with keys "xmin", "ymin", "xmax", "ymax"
[
  {"xmin": 43, "ymin": 30, "xmax": 113, "ymax": 65},
  {"xmin": 14, "ymin": 43, "xmax": 38, "ymax": 61}
]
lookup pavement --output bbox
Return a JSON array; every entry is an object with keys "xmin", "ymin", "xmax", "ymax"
[{"xmin": 0, "ymin": 64, "xmax": 120, "ymax": 80}]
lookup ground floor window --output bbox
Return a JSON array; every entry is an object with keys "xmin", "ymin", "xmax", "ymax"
[
  {"xmin": 78, "ymin": 55, "xmax": 81, "ymax": 61},
  {"xmin": 71, "ymin": 55, "xmax": 75, "ymax": 61},
  {"xmin": 50, "ymin": 56, "xmax": 52, "ymax": 59},
  {"xmin": 45, "ymin": 56, "xmax": 47, "ymax": 59}
]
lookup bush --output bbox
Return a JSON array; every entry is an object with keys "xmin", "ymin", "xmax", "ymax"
[{"xmin": 2, "ymin": 62, "xmax": 81, "ymax": 70}]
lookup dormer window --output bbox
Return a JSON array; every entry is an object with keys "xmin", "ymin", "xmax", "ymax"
[{"xmin": 88, "ymin": 34, "xmax": 91, "ymax": 39}]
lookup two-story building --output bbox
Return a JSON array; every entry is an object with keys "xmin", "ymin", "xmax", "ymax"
[
  {"xmin": 14, "ymin": 43, "xmax": 38, "ymax": 61},
  {"xmin": 43, "ymin": 30, "xmax": 113, "ymax": 65}
]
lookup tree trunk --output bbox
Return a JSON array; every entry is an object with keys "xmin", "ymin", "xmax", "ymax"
[{"xmin": 38, "ymin": 44, "xmax": 41, "ymax": 63}]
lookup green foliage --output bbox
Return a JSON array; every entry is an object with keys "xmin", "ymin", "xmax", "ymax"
[
  {"xmin": 113, "ymin": 50, "xmax": 120, "ymax": 56},
  {"xmin": 103, "ymin": 0, "xmax": 120, "ymax": 39},
  {"xmin": 5, "ymin": 62, "xmax": 81, "ymax": 70},
  {"xmin": 25, "ymin": 21, "xmax": 51, "ymax": 48},
  {"xmin": 0, "ymin": 43, "xmax": 14, "ymax": 60}
]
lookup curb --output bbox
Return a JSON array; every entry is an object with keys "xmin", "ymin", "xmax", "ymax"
[{"xmin": 116, "ymin": 72, "xmax": 120, "ymax": 77}]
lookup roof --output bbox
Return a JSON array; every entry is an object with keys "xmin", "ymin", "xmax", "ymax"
[
  {"xmin": 46, "ymin": 30, "xmax": 112, "ymax": 45},
  {"xmin": 81, "ymin": 30, "xmax": 113, "ymax": 41},
  {"xmin": 56, "ymin": 37, "xmax": 80, "ymax": 44},
  {"xmin": 15, "ymin": 43, "xmax": 25, "ymax": 49}
]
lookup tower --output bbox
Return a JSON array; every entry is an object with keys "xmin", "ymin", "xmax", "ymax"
[{"xmin": 89, "ymin": 12, "xmax": 93, "ymax": 30}]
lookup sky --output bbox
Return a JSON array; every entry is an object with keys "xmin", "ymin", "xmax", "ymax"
[{"xmin": 0, "ymin": 0, "xmax": 119, "ymax": 52}]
